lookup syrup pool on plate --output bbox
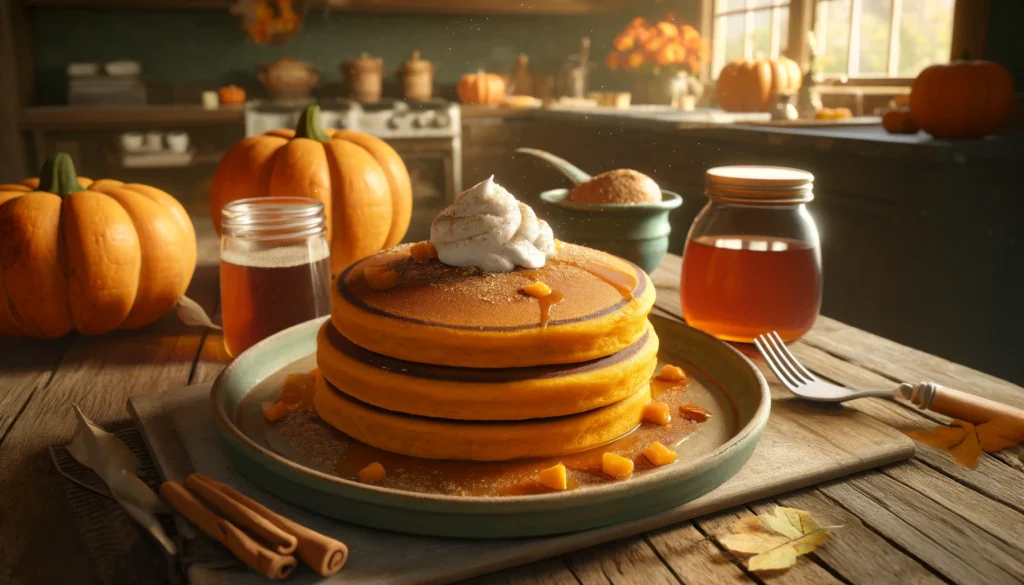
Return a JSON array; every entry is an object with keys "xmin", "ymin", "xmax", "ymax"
[
  {"xmin": 680, "ymin": 235, "xmax": 822, "ymax": 343},
  {"xmin": 236, "ymin": 356, "xmax": 738, "ymax": 498}
]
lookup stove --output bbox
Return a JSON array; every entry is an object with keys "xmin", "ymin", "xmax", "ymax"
[{"xmin": 244, "ymin": 98, "xmax": 462, "ymax": 241}]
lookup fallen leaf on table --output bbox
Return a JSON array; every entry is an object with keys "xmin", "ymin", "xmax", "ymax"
[
  {"xmin": 976, "ymin": 417, "xmax": 1024, "ymax": 452},
  {"xmin": 719, "ymin": 506, "xmax": 834, "ymax": 572},
  {"xmin": 948, "ymin": 421, "xmax": 981, "ymax": 469},
  {"xmin": 904, "ymin": 417, "xmax": 1024, "ymax": 470}
]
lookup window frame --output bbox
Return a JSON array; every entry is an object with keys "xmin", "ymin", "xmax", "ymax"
[
  {"xmin": 710, "ymin": 1, "xmax": 793, "ymax": 79},
  {"xmin": 704, "ymin": 0, "xmax": 975, "ymax": 85}
]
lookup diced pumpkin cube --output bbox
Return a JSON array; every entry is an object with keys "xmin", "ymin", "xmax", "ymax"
[
  {"xmin": 263, "ymin": 401, "xmax": 289, "ymax": 423},
  {"xmin": 410, "ymin": 241, "xmax": 438, "ymax": 262},
  {"xmin": 643, "ymin": 441, "xmax": 678, "ymax": 466},
  {"xmin": 364, "ymin": 266, "xmax": 398, "ymax": 290},
  {"xmin": 523, "ymin": 281, "xmax": 553, "ymax": 299},
  {"xmin": 601, "ymin": 452, "xmax": 634, "ymax": 480},
  {"xmin": 358, "ymin": 462, "xmax": 386, "ymax": 483},
  {"xmin": 642, "ymin": 401, "xmax": 672, "ymax": 425},
  {"xmin": 679, "ymin": 403, "xmax": 711, "ymax": 422},
  {"xmin": 655, "ymin": 364, "xmax": 688, "ymax": 383},
  {"xmin": 538, "ymin": 463, "xmax": 567, "ymax": 490}
]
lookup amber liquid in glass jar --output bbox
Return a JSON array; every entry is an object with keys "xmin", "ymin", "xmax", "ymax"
[
  {"xmin": 221, "ymin": 247, "xmax": 331, "ymax": 357},
  {"xmin": 681, "ymin": 235, "xmax": 822, "ymax": 343}
]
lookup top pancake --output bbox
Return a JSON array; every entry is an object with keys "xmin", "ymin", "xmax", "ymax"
[
  {"xmin": 330, "ymin": 242, "xmax": 656, "ymax": 368},
  {"xmin": 339, "ymin": 243, "xmax": 644, "ymax": 330}
]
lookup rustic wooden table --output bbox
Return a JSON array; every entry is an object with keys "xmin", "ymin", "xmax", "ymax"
[{"xmin": 2, "ymin": 218, "xmax": 1023, "ymax": 585}]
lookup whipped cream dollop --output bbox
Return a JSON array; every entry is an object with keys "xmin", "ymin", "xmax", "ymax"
[{"xmin": 431, "ymin": 176, "xmax": 557, "ymax": 272}]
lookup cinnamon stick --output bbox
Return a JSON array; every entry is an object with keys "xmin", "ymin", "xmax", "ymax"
[
  {"xmin": 185, "ymin": 474, "xmax": 298, "ymax": 555},
  {"xmin": 189, "ymin": 473, "xmax": 349, "ymax": 577},
  {"xmin": 160, "ymin": 481, "xmax": 296, "ymax": 580}
]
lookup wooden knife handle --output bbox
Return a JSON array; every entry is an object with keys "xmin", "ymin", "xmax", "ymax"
[{"xmin": 899, "ymin": 382, "xmax": 1024, "ymax": 426}]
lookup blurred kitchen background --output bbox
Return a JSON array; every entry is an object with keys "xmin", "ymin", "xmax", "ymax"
[{"xmin": 1, "ymin": 0, "xmax": 1022, "ymax": 383}]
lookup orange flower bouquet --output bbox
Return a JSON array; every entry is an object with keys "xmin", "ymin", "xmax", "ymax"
[{"xmin": 606, "ymin": 16, "xmax": 708, "ymax": 76}]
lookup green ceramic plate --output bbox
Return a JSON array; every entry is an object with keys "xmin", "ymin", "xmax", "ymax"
[{"xmin": 211, "ymin": 314, "xmax": 769, "ymax": 538}]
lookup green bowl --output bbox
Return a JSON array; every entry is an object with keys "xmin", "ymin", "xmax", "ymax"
[
  {"xmin": 210, "ymin": 314, "xmax": 768, "ymax": 539},
  {"xmin": 538, "ymin": 189, "xmax": 683, "ymax": 274}
]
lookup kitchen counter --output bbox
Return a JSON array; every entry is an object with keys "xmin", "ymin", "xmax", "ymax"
[{"xmin": 19, "ymin": 104, "xmax": 245, "ymax": 130}]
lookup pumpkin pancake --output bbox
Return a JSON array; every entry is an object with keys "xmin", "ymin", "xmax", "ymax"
[
  {"xmin": 313, "ymin": 374, "xmax": 651, "ymax": 461},
  {"xmin": 317, "ymin": 319, "xmax": 659, "ymax": 420},
  {"xmin": 330, "ymin": 242, "xmax": 655, "ymax": 368}
]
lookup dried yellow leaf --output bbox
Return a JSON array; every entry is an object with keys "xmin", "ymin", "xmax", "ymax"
[
  {"xmin": 976, "ymin": 417, "xmax": 1024, "ymax": 452},
  {"xmin": 719, "ymin": 506, "xmax": 834, "ymax": 572}
]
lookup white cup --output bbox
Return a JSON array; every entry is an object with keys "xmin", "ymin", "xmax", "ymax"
[
  {"xmin": 202, "ymin": 90, "xmax": 219, "ymax": 110},
  {"xmin": 120, "ymin": 132, "xmax": 144, "ymax": 152},
  {"xmin": 166, "ymin": 132, "xmax": 190, "ymax": 153},
  {"xmin": 144, "ymin": 131, "xmax": 164, "ymax": 151}
]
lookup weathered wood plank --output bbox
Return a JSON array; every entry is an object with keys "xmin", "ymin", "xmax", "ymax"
[
  {"xmin": 768, "ymin": 490, "xmax": 945, "ymax": 585},
  {"xmin": 0, "ymin": 336, "xmax": 72, "ymax": 444},
  {"xmin": 0, "ymin": 221, "xmax": 219, "ymax": 585},
  {"xmin": 882, "ymin": 460, "xmax": 1024, "ymax": 553},
  {"xmin": 822, "ymin": 471, "xmax": 1024, "ymax": 585},
  {"xmin": 459, "ymin": 558, "xmax": 582, "ymax": 585},
  {"xmin": 789, "ymin": 342, "xmax": 1024, "ymax": 512},
  {"xmin": 564, "ymin": 535, "xmax": 682, "ymax": 585},
  {"xmin": 803, "ymin": 317, "xmax": 1024, "ymax": 410},
  {"xmin": 695, "ymin": 507, "xmax": 846, "ymax": 585},
  {"xmin": 644, "ymin": 522, "xmax": 756, "ymax": 585}
]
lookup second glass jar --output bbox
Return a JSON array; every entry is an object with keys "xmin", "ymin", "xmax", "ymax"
[{"xmin": 680, "ymin": 166, "xmax": 822, "ymax": 343}]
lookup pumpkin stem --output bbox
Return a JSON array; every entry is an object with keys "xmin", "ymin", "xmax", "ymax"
[
  {"xmin": 37, "ymin": 153, "xmax": 85, "ymax": 197},
  {"xmin": 294, "ymin": 105, "xmax": 330, "ymax": 142}
]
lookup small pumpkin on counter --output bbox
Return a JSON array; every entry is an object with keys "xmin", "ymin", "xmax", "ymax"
[
  {"xmin": 218, "ymin": 84, "xmax": 247, "ymax": 105},
  {"xmin": 910, "ymin": 59, "xmax": 1014, "ymax": 139},
  {"xmin": 881, "ymin": 109, "xmax": 919, "ymax": 134},
  {"xmin": 210, "ymin": 105, "xmax": 412, "ymax": 273},
  {"xmin": 0, "ymin": 154, "xmax": 196, "ymax": 338},
  {"xmin": 457, "ymin": 70, "xmax": 506, "ymax": 105},
  {"xmin": 716, "ymin": 57, "xmax": 802, "ymax": 112}
]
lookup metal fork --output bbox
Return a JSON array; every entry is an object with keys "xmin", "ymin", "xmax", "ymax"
[
  {"xmin": 753, "ymin": 331, "xmax": 1024, "ymax": 426},
  {"xmin": 754, "ymin": 331, "xmax": 894, "ymax": 402}
]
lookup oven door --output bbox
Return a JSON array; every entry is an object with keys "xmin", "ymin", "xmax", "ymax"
[{"xmin": 387, "ymin": 138, "xmax": 459, "ymax": 243}]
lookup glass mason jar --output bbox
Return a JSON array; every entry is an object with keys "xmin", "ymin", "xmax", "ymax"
[
  {"xmin": 220, "ymin": 197, "xmax": 332, "ymax": 358},
  {"xmin": 680, "ymin": 166, "xmax": 822, "ymax": 343}
]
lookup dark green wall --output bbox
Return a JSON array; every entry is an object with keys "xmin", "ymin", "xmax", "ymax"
[
  {"xmin": 985, "ymin": 0, "xmax": 1024, "ymax": 87},
  {"xmin": 29, "ymin": 3, "xmax": 699, "ymax": 104}
]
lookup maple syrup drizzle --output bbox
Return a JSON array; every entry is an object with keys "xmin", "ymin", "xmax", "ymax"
[
  {"xmin": 537, "ymin": 290, "xmax": 566, "ymax": 327},
  {"xmin": 584, "ymin": 261, "xmax": 637, "ymax": 300}
]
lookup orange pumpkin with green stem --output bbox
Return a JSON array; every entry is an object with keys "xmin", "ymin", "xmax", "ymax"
[
  {"xmin": 0, "ymin": 153, "xmax": 196, "ymax": 337},
  {"xmin": 210, "ymin": 105, "xmax": 412, "ymax": 273},
  {"xmin": 910, "ymin": 59, "xmax": 1014, "ymax": 139}
]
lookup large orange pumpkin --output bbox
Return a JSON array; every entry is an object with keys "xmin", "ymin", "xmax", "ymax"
[
  {"xmin": 717, "ymin": 57, "xmax": 802, "ymax": 112},
  {"xmin": 210, "ymin": 105, "xmax": 412, "ymax": 273},
  {"xmin": 910, "ymin": 60, "xmax": 1014, "ymax": 139},
  {"xmin": 0, "ymin": 153, "xmax": 197, "ymax": 338},
  {"xmin": 457, "ymin": 70, "xmax": 506, "ymax": 105}
]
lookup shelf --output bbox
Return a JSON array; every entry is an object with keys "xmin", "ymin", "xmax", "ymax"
[
  {"xmin": 19, "ymin": 104, "xmax": 245, "ymax": 130},
  {"xmin": 19, "ymin": 0, "xmax": 629, "ymax": 14}
]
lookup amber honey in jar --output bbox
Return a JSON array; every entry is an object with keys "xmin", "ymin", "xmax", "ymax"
[
  {"xmin": 680, "ymin": 166, "xmax": 822, "ymax": 343},
  {"xmin": 220, "ymin": 197, "xmax": 332, "ymax": 357}
]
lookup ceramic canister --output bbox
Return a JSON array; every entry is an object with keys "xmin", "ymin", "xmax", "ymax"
[
  {"xmin": 400, "ymin": 50, "xmax": 434, "ymax": 101},
  {"xmin": 343, "ymin": 52, "xmax": 384, "ymax": 103}
]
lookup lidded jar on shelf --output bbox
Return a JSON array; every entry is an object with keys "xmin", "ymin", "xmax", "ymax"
[
  {"xmin": 400, "ymin": 50, "xmax": 434, "ymax": 101},
  {"xmin": 342, "ymin": 52, "xmax": 383, "ymax": 103},
  {"xmin": 680, "ymin": 166, "xmax": 822, "ymax": 343}
]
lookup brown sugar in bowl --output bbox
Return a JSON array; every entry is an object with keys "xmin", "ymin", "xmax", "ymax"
[{"xmin": 567, "ymin": 169, "xmax": 662, "ymax": 205}]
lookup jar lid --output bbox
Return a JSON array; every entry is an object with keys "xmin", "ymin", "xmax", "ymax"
[
  {"xmin": 705, "ymin": 165, "xmax": 814, "ymax": 204},
  {"xmin": 402, "ymin": 50, "xmax": 433, "ymax": 73},
  {"xmin": 346, "ymin": 52, "xmax": 383, "ymax": 72}
]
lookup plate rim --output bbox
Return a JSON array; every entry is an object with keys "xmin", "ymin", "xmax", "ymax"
[{"xmin": 211, "ymin": 313, "xmax": 770, "ymax": 509}]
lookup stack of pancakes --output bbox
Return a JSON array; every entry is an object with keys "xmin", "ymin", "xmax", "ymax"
[{"xmin": 314, "ymin": 242, "xmax": 659, "ymax": 461}]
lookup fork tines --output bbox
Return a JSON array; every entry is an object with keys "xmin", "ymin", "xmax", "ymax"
[{"xmin": 753, "ymin": 331, "xmax": 817, "ymax": 391}]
